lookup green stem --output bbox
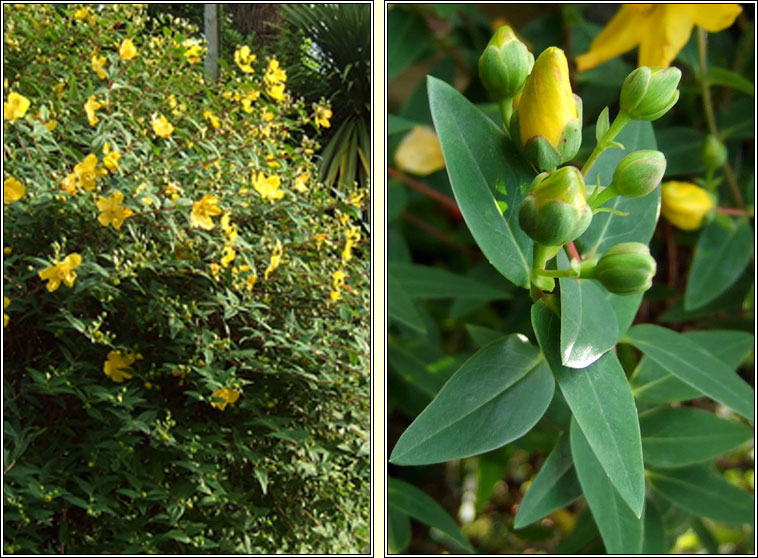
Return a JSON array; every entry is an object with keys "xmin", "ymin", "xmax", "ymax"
[
  {"xmin": 535, "ymin": 268, "xmax": 575, "ymax": 279},
  {"xmin": 581, "ymin": 111, "xmax": 631, "ymax": 178},
  {"xmin": 498, "ymin": 97, "xmax": 514, "ymax": 137},
  {"xmin": 589, "ymin": 184, "xmax": 619, "ymax": 209}
]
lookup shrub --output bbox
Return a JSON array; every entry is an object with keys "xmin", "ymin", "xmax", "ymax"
[{"xmin": 3, "ymin": 4, "xmax": 370, "ymax": 554}]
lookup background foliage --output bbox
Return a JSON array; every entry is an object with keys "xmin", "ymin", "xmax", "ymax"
[
  {"xmin": 3, "ymin": 4, "xmax": 369, "ymax": 554},
  {"xmin": 387, "ymin": 4, "xmax": 754, "ymax": 554}
]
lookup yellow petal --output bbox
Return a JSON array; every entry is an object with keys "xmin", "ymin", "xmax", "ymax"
[
  {"xmin": 575, "ymin": 5, "xmax": 651, "ymax": 72},
  {"xmin": 639, "ymin": 5, "xmax": 695, "ymax": 68},
  {"xmin": 689, "ymin": 3, "xmax": 742, "ymax": 32},
  {"xmin": 394, "ymin": 126, "xmax": 445, "ymax": 176}
]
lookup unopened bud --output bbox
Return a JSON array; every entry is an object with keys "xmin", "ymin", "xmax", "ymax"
[
  {"xmin": 620, "ymin": 66, "xmax": 681, "ymax": 121},
  {"xmin": 700, "ymin": 134, "xmax": 727, "ymax": 172},
  {"xmin": 519, "ymin": 166, "xmax": 592, "ymax": 246},
  {"xmin": 611, "ymin": 150, "xmax": 666, "ymax": 198},
  {"xmin": 594, "ymin": 242, "xmax": 656, "ymax": 295},
  {"xmin": 661, "ymin": 181, "xmax": 715, "ymax": 230},
  {"xmin": 479, "ymin": 26, "xmax": 534, "ymax": 100}
]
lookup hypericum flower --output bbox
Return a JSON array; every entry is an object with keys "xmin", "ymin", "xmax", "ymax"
[
  {"xmin": 575, "ymin": 4, "xmax": 743, "ymax": 71},
  {"xmin": 4, "ymin": 296, "xmax": 10, "ymax": 327},
  {"xmin": 38, "ymin": 253, "xmax": 82, "ymax": 292},
  {"xmin": 661, "ymin": 181, "xmax": 715, "ymax": 230},
  {"xmin": 220, "ymin": 246, "xmax": 236, "ymax": 268},
  {"xmin": 246, "ymin": 274, "xmax": 257, "ymax": 291},
  {"xmin": 241, "ymin": 89, "xmax": 260, "ymax": 113},
  {"xmin": 264, "ymin": 240, "xmax": 283, "ymax": 280},
  {"xmin": 341, "ymin": 225, "xmax": 361, "ymax": 263},
  {"xmin": 394, "ymin": 126, "xmax": 446, "ymax": 176},
  {"xmin": 190, "ymin": 194, "xmax": 222, "ymax": 230},
  {"xmin": 234, "ymin": 45, "xmax": 256, "ymax": 73},
  {"xmin": 184, "ymin": 42, "xmax": 203, "ymax": 65},
  {"xmin": 102, "ymin": 143, "xmax": 121, "ymax": 172},
  {"xmin": 330, "ymin": 289, "xmax": 341, "ymax": 302},
  {"xmin": 103, "ymin": 350, "xmax": 135, "ymax": 383},
  {"xmin": 293, "ymin": 172, "xmax": 310, "ymax": 193},
  {"xmin": 349, "ymin": 191, "xmax": 365, "ymax": 208},
  {"xmin": 4, "ymin": 92, "xmax": 30, "ymax": 121},
  {"xmin": 203, "ymin": 110, "xmax": 220, "ymax": 130},
  {"xmin": 74, "ymin": 153, "xmax": 107, "ymax": 191},
  {"xmin": 264, "ymin": 58, "xmax": 287, "ymax": 88},
  {"xmin": 221, "ymin": 213, "xmax": 238, "ymax": 242},
  {"xmin": 91, "ymin": 54, "xmax": 107, "ymax": 80},
  {"xmin": 211, "ymin": 386, "xmax": 241, "ymax": 411},
  {"xmin": 74, "ymin": 6, "xmax": 97, "ymax": 24},
  {"xmin": 252, "ymin": 171, "xmax": 284, "ymax": 202},
  {"xmin": 4, "ymin": 176, "xmax": 26, "ymax": 204},
  {"xmin": 84, "ymin": 96, "xmax": 103, "ymax": 126},
  {"xmin": 151, "ymin": 114, "xmax": 174, "ymax": 139},
  {"xmin": 165, "ymin": 182, "xmax": 183, "ymax": 202},
  {"xmin": 119, "ymin": 38, "xmax": 138, "ymax": 61},
  {"xmin": 315, "ymin": 105, "xmax": 332, "ymax": 128},
  {"xmin": 332, "ymin": 269, "xmax": 346, "ymax": 289},
  {"xmin": 96, "ymin": 190, "xmax": 133, "ymax": 230},
  {"xmin": 267, "ymin": 83, "xmax": 286, "ymax": 103}
]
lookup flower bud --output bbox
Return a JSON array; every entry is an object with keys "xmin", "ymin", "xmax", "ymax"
[
  {"xmin": 478, "ymin": 26, "xmax": 534, "ymax": 100},
  {"xmin": 620, "ymin": 66, "xmax": 681, "ymax": 121},
  {"xmin": 700, "ymin": 134, "xmax": 727, "ymax": 172},
  {"xmin": 511, "ymin": 47, "xmax": 582, "ymax": 172},
  {"xmin": 594, "ymin": 242, "xmax": 656, "ymax": 295},
  {"xmin": 660, "ymin": 181, "xmax": 715, "ymax": 230},
  {"xmin": 518, "ymin": 166, "xmax": 592, "ymax": 246},
  {"xmin": 611, "ymin": 150, "xmax": 666, "ymax": 198}
]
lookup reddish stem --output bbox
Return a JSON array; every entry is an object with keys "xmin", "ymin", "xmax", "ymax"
[
  {"xmin": 565, "ymin": 241, "xmax": 581, "ymax": 262},
  {"xmin": 388, "ymin": 166, "xmax": 462, "ymax": 220}
]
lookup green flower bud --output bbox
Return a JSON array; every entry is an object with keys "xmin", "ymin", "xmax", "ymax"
[
  {"xmin": 611, "ymin": 150, "xmax": 666, "ymax": 198},
  {"xmin": 594, "ymin": 242, "xmax": 656, "ymax": 295},
  {"xmin": 620, "ymin": 66, "xmax": 681, "ymax": 121},
  {"xmin": 478, "ymin": 26, "xmax": 534, "ymax": 101},
  {"xmin": 700, "ymin": 134, "xmax": 727, "ymax": 172},
  {"xmin": 519, "ymin": 166, "xmax": 592, "ymax": 246}
]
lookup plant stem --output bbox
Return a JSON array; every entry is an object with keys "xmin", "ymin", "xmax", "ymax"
[
  {"xmin": 696, "ymin": 27, "xmax": 745, "ymax": 209},
  {"xmin": 581, "ymin": 111, "xmax": 631, "ymax": 178},
  {"xmin": 498, "ymin": 97, "xmax": 513, "ymax": 137}
]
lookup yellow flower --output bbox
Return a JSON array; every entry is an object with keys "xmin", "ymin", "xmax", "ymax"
[
  {"xmin": 264, "ymin": 58, "xmax": 287, "ymax": 88},
  {"xmin": 203, "ymin": 110, "xmax": 220, "ymax": 130},
  {"xmin": 184, "ymin": 43, "xmax": 203, "ymax": 65},
  {"xmin": 165, "ymin": 182, "xmax": 183, "ymax": 202},
  {"xmin": 252, "ymin": 171, "xmax": 284, "ymax": 202},
  {"xmin": 103, "ymin": 350, "xmax": 135, "ymax": 383},
  {"xmin": 119, "ymin": 38, "xmax": 138, "ymax": 61},
  {"xmin": 74, "ymin": 154, "xmax": 107, "ymax": 191},
  {"xmin": 96, "ymin": 190, "xmax": 133, "ymax": 230},
  {"xmin": 246, "ymin": 274, "xmax": 257, "ymax": 291},
  {"xmin": 221, "ymin": 213, "xmax": 238, "ymax": 242},
  {"xmin": 661, "ymin": 181, "xmax": 715, "ymax": 230},
  {"xmin": 332, "ymin": 269, "xmax": 346, "ymax": 289},
  {"xmin": 349, "ymin": 192, "xmax": 365, "ymax": 208},
  {"xmin": 315, "ymin": 106, "xmax": 332, "ymax": 128},
  {"xmin": 151, "ymin": 114, "xmax": 174, "ymax": 139},
  {"xmin": 517, "ymin": 46, "xmax": 577, "ymax": 148},
  {"xmin": 267, "ymin": 83, "xmax": 286, "ymax": 103},
  {"xmin": 4, "ymin": 176, "xmax": 26, "ymax": 204},
  {"xmin": 576, "ymin": 4, "xmax": 743, "ymax": 71},
  {"xmin": 211, "ymin": 386, "xmax": 241, "ymax": 410},
  {"xmin": 190, "ymin": 194, "xmax": 222, "ymax": 230},
  {"xmin": 4, "ymin": 296, "xmax": 10, "ymax": 327},
  {"xmin": 74, "ymin": 6, "xmax": 96, "ymax": 24},
  {"xmin": 102, "ymin": 143, "xmax": 121, "ymax": 172},
  {"xmin": 394, "ymin": 126, "xmax": 446, "ymax": 176},
  {"xmin": 4, "ymin": 91, "xmax": 30, "ymax": 121},
  {"xmin": 91, "ymin": 54, "xmax": 107, "ymax": 79},
  {"xmin": 293, "ymin": 172, "xmax": 310, "ymax": 193},
  {"xmin": 234, "ymin": 45, "xmax": 256, "ymax": 74},
  {"xmin": 38, "ymin": 253, "xmax": 82, "ymax": 292},
  {"xmin": 264, "ymin": 240, "xmax": 283, "ymax": 280},
  {"xmin": 330, "ymin": 289, "xmax": 341, "ymax": 302},
  {"xmin": 220, "ymin": 246, "xmax": 236, "ymax": 268},
  {"xmin": 84, "ymin": 96, "xmax": 103, "ymax": 126}
]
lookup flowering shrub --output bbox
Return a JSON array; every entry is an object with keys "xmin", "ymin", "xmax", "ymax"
[{"xmin": 3, "ymin": 4, "xmax": 369, "ymax": 554}]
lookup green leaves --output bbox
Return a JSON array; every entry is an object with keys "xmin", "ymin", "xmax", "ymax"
[
  {"xmin": 639, "ymin": 407, "xmax": 752, "ymax": 468},
  {"xmin": 684, "ymin": 218, "xmax": 753, "ymax": 310},
  {"xmin": 532, "ymin": 302, "xmax": 645, "ymax": 518},
  {"xmin": 388, "ymin": 477, "xmax": 474, "ymax": 554},
  {"xmin": 428, "ymin": 76, "xmax": 534, "ymax": 288},
  {"xmin": 390, "ymin": 335, "xmax": 554, "ymax": 465},
  {"xmin": 624, "ymin": 324, "xmax": 754, "ymax": 421}
]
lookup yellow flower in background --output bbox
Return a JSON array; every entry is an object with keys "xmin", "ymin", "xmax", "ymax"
[
  {"xmin": 74, "ymin": 153, "xmax": 107, "ymax": 191},
  {"xmin": 315, "ymin": 106, "xmax": 332, "ymax": 128},
  {"xmin": 576, "ymin": 4, "xmax": 743, "ymax": 71},
  {"xmin": 103, "ymin": 350, "xmax": 135, "ymax": 383},
  {"xmin": 165, "ymin": 182, "xmax": 183, "ymax": 202},
  {"xmin": 190, "ymin": 194, "xmax": 222, "ymax": 230},
  {"xmin": 211, "ymin": 387, "xmax": 241, "ymax": 411},
  {"xmin": 184, "ymin": 42, "xmax": 203, "ymax": 64},
  {"xmin": 342, "ymin": 224, "xmax": 361, "ymax": 263},
  {"xmin": 246, "ymin": 274, "xmax": 257, "ymax": 291},
  {"xmin": 4, "ymin": 296, "xmax": 10, "ymax": 327},
  {"xmin": 517, "ymin": 46, "xmax": 577, "ymax": 148},
  {"xmin": 220, "ymin": 246, "xmax": 236, "ymax": 268},
  {"xmin": 332, "ymin": 269, "xmax": 346, "ymax": 289},
  {"xmin": 234, "ymin": 45, "xmax": 256, "ymax": 73},
  {"xmin": 84, "ymin": 96, "xmax": 103, "ymax": 126},
  {"xmin": 349, "ymin": 191, "xmax": 365, "ymax": 208},
  {"xmin": 96, "ymin": 190, "xmax": 133, "ymax": 230},
  {"xmin": 151, "ymin": 114, "xmax": 174, "ymax": 139},
  {"xmin": 221, "ymin": 213, "xmax": 238, "ymax": 242},
  {"xmin": 4, "ymin": 91, "xmax": 30, "ymax": 121},
  {"xmin": 74, "ymin": 6, "xmax": 97, "ymax": 24},
  {"xmin": 91, "ymin": 54, "xmax": 107, "ymax": 79},
  {"xmin": 203, "ymin": 110, "xmax": 221, "ymax": 130},
  {"xmin": 394, "ymin": 126, "xmax": 446, "ymax": 176},
  {"xmin": 4, "ymin": 176, "xmax": 26, "ymax": 204},
  {"xmin": 38, "ymin": 253, "xmax": 82, "ymax": 292},
  {"xmin": 264, "ymin": 240, "xmax": 283, "ymax": 280},
  {"xmin": 119, "ymin": 38, "xmax": 138, "ymax": 61},
  {"xmin": 252, "ymin": 171, "xmax": 284, "ymax": 202},
  {"xmin": 102, "ymin": 143, "xmax": 121, "ymax": 172},
  {"xmin": 267, "ymin": 83, "xmax": 286, "ymax": 102},
  {"xmin": 661, "ymin": 181, "xmax": 715, "ymax": 230},
  {"xmin": 330, "ymin": 289, "xmax": 341, "ymax": 302},
  {"xmin": 293, "ymin": 172, "xmax": 310, "ymax": 193},
  {"xmin": 264, "ymin": 58, "xmax": 287, "ymax": 87}
]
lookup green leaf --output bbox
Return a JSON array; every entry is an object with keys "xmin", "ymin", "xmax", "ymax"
[
  {"xmin": 684, "ymin": 218, "xmax": 753, "ymax": 310},
  {"xmin": 532, "ymin": 302, "xmax": 645, "ymax": 517},
  {"xmin": 390, "ymin": 335, "xmax": 554, "ymax": 465},
  {"xmin": 570, "ymin": 419, "xmax": 643, "ymax": 554},
  {"xmin": 475, "ymin": 446, "xmax": 512, "ymax": 511},
  {"xmin": 428, "ymin": 76, "xmax": 534, "ymax": 288},
  {"xmin": 388, "ymin": 476, "xmax": 475, "ymax": 554},
  {"xmin": 655, "ymin": 127, "xmax": 705, "ymax": 176},
  {"xmin": 624, "ymin": 324, "xmax": 754, "ymax": 421},
  {"xmin": 639, "ymin": 407, "xmax": 752, "ymax": 468},
  {"xmin": 387, "ymin": 267, "xmax": 427, "ymax": 333},
  {"xmin": 647, "ymin": 464, "xmax": 754, "ymax": 525},
  {"xmin": 705, "ymin": 66, "xmax": 755, "ymax": 96},
  {"xmin": 576, "ymin": 120, "xmax": 659, "ymax": 259},
  {"xmin": 513, "ymin": 433, "xmax": 582, "ymax": 529},
  {"xmin": 388, "ymin": 261, "xmax": 509, "ymax": 300},
  {"xmin": 388, "ymin": 114, "xmax": 419, "ymax": 136},
  {"xmin": 388, "ymin": 507, "xmax": 411, "ymax": 554},
  {"xmin": 387, "ymin": 8, "xmax": 431, "ymax": 82},
  {"xmin": 641, "ymin": 499, "xmax": 668, "ymax": 554},
  {"xmin": 631, "ymin": 329, "xmax": 754, "ymax": 403}
]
